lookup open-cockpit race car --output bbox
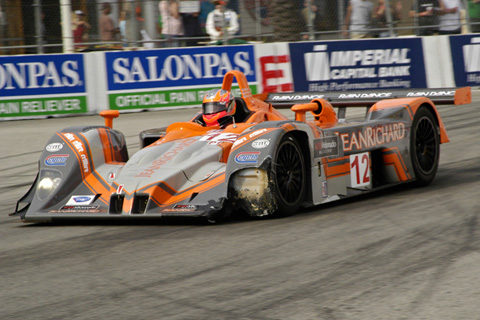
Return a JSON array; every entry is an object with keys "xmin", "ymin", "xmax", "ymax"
[{"xmin": 12, "ymin": 70, "xmax": 471, "ymax": 223}]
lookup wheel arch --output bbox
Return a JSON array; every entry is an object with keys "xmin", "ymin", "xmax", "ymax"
[
  {"xmin": 372, "ymin": 97, "xmax": 449, "ymax": 143},
  {"xmin": 285, "ymin": 130, "xmax": 313, "ymax": 204},
  {"xmin": 408, "ymin": 100, "xmax": 448, "ymax": 144}
]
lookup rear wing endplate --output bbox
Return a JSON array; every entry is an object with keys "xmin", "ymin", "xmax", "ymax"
[{"xmin": 264, "ymin": 87, "xmax": 471, "ymax": 109}]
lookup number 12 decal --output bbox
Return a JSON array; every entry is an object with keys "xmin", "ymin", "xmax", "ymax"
[{"xmin": 350, "ymin": 152, "xmax": 371, "ymax": 188}]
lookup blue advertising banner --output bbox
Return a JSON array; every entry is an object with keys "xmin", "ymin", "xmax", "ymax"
[
  {"xmin": 449, "ymin": 34, "xmax": 480, "ymax": 87},
  {"xmin": 105, "ymin": 45, "xmax": 256, "ymax": 91},
  {"xmin": 289, "ymin": 38, "xmax": 427, "ymax": 91},
  {"xmin": 0, "ymin": 54, "xmax": 86, "ymax": 97},
  {"xmin": 0, "ymin": 54, "xmax": 88, "ymax": 118}
]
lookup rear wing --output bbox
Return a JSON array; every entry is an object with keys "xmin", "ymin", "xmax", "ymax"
[{"xmin": 264, "ymin": 87, "xmax": 472, "ymax": 109}]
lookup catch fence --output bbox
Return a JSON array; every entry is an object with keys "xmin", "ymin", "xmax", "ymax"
[{"xmin": 0, "ymin": 0, "xmax": 476, "ymax": 55}]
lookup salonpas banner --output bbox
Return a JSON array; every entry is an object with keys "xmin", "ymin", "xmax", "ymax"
[
  {"xmin": 104, "ymin": 45, "xmax": 258, "ymax": 111},
  {"xmin": 0, "ymin": 54, "xmax": 87, "ymax": 118}
]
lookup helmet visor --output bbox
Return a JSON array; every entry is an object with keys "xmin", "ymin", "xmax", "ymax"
[{"xmin": 203, "ymin": 102, "xmax": 227, "ymax": 115}]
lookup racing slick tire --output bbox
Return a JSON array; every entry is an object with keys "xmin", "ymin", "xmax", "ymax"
[
  {"xmin": 410, "ymin": 106, "xmax": 440, "ymax": 187},
  {"xmin": 271, "ymin": 134, "xmax": 306, "ymax": 217}
]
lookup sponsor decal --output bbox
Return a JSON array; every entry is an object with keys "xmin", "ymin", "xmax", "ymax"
[
  {"xmin": 163, "ymin": 205, "xmax": 198, "ymax": 212},
  {"xmin": 248, "ymin": 128, "xmax": 267, "ymax": 138},
  {"xmin": 406, "ymin": 91, "xmax": 455, "ymax": 97},
  {"xmin": 136, "ymin": 138, "xmax": 197, "ymax": 177},
  {"xmin": 66, "ymin": 195, "xmax": 95, "ymax": 206},
  {"xmin": 252, "ymin": 139, "xmax": 270, "ymax": 149},
  {"xmin": 204, "ymin": 170, "xmax": 217, "ymax": 180},
  {"xmin": 232, "ymin": 136, "xmax": 247, "ymax": 148},
  {"xmin": 235, "ymin": 151, "xmax": 260, "ymax": 164},
  {"xmin": 337, "ymin": 123, "xmax": 405, "ymax": 152},
  {"xmin": 45, "ymin": 154, "xmax": 69, "ymax": 166},
  {"xmin": 116, "ymin": 184, "xmax": 124, "ymax": 194},
  {"xmin": 49, "ymin": 206, "xmax": 104, "ymax": 213},
  {"xmin": 63, "ymin": 133, "xmax": 89, "ymax": 173},
  {"xmin": 322, "ymin": 181, "xmax": 328, "ymax": 198},
  {"xmin": 200, "ymin": 131, "xmax": 239, "ymax": 145},
  {"xmin": 46, "ymin": 143, "xmax": 63, "ymax": 152},
  {"xmin": 338, "ymin": 92, "xmax": 392, "ymax": 99},
  {"xmin": 314, "ymin": 136, "xmax": 340, "ymax": 158},
  {"xmin": 271, "ymin": 94, "xmax": 325, "ymax": 101},
  {"xmin": 108, "ymin": 172, "xmax": 116, "ymax": 181}
]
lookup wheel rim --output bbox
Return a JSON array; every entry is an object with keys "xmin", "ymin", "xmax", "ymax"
[
  {"xmin": 414, "ymin": 116, "xmax": 438, "ymax": 174},
  {"xmin": 275, "ymin": 141, "xmax": 304, "ymax": 204}
]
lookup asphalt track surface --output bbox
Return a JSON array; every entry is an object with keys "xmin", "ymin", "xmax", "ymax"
[{"xmin": 1, "ymin": 92, "xmax": 479, "ymax": 320}]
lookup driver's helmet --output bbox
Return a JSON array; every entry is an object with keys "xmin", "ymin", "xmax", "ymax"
[{"xmin": 202, "ymin": 89, "xmax": 236, "ymax": 127}]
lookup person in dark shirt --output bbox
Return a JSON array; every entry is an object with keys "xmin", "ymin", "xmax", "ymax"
[{"xmin": 409, "ymin": 0, "xmax": 440, "ymax": 36}]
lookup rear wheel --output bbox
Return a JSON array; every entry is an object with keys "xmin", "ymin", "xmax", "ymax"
[
  {"xmin": 410, "ymin": 107, "xmax": 440, "ymax": 186},
  {"xmin": 271, "ymin": 135, "xmax": 306, "ymax": 216}
]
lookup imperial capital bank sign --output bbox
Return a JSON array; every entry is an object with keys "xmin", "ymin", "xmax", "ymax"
[
  {"xmin": 289, "ymin": 38, "xmax": 427, "ymax": 92},
  {"xmin": 449, "ymin": 35, "xmax": 480, "ymax": 86}
]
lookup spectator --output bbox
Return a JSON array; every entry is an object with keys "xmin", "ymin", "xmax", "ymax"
[
  {"xmin": 468, "ymin": 0, "xmax": 480, "ymax": 33},
  {"xmin": 157, "ymin": 12, "xmax": 163, "ymax": 39},
  {"xmin": 180, "ymin": 0, "xmax": 203, "ymax": 46},
  {"xmin": 438, "ymin": 0, "xmax": 463, "ymax": 34},
  {"xmin": 119, "ymin": 10, "xmax": 127, "ymax": 46},
  {"xmin": 199, "ymin": 0, "xmax": 215, "ymax": 33},
  {"xmin": 409, "ymin": 0, "xmax": 440, "ymax": 36},
  {"xmin": 301, "ymin": 0, "xmax": 321, "ymax": 40},
  {"xmin": 99, "ymin": 2, "xmax": 119, "ymax": 42},
  {"xmin": 343, "ymin": 0, "xmax": 374, "ymax": 39},
  {"xmin": 73, "ymin": 10, "xmax": 91, "ymax": 45},
  {"xmin": 159, "ymin": 0, "xmax": 184, "ymax": 47},
  {"xmin": 205, "ymin": 0, "xmax": 241, "ymax": 44},
  {"xmin": 371, "ymin": 0, "xmax": 402, "ymax": 37},
  {"xmin": 135, "ymin": 5, "xmax": 154, "ymax": 49}
]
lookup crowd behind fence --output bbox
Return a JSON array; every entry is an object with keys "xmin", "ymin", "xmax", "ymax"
[{"xmin": 0, "ymin": 0, "xmax": 478, "ymax": 55}]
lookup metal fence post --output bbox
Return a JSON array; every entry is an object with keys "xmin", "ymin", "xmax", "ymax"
[
  {"xmin": 412, "ymin": 0, "xmax": 419, "ymax": 35},
  {"xmin": 34, "ymin": 0, "xmax": 43, "ymax": 54},
  {"xmin": 384, "ymin": 0, "xmax": 395, "ymax": 37},
  {"xmin": 307, "ymin": 0, "xmax": 314, "ymax": 40},
  {"xmin": 338, "ymin": 0, "xmax": 345, "ymax": 39},
  {"xmin": 463, "ymin": 0, "xmax": 471, "ymax": 33},
  {"xmin": 255, "ymin": 0, "xmax": 261, "ymax": 41},
  {"xmin": 60, "ymin": 0, "xmax": 73, "ymax": 53}
]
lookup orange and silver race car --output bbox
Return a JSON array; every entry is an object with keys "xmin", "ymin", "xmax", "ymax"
[{"xmin": 12, "ymin": 70, "xmax": 471, "ymax": 223}]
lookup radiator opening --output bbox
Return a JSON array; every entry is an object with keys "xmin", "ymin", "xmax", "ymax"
[
  {"xmin": 109, "ymin": 194, "xmax": 124, "ymax": 214},
  {"xmin": 131, "ymin": 194, "xmax": 149, "ymax": 214}
]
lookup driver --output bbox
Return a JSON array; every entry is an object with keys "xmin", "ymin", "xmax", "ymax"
[{"xmin": 201, "ymin": 89, "xmax": 236, "ymax": 127}]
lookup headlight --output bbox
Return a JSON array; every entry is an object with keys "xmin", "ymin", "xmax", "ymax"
[{"xmin": 36, "ymin": 170, "xmax": 63, "ymax": 200}]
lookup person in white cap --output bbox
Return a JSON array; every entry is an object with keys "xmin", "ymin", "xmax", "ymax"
[{"xmin": 73, "ymin": 10, "xmax": 91, "ymax": 44}]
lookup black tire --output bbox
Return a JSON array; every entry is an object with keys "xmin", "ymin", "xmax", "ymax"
[
  {"xmin": 410, "ymin": 107, "xmax": 440, "ymax": 186},
  {"xmin": 271, "ymin": 135, "xmax": 306, "ymax": 216}
]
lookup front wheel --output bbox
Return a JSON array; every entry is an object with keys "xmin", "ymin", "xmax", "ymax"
[
  {"xmin": 271, "ymin": 135, "xmax": 306, "ymax": 216},
  {"xmin": 410, "ymin": 107, "xmax": 440, "ymax": 186}
]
